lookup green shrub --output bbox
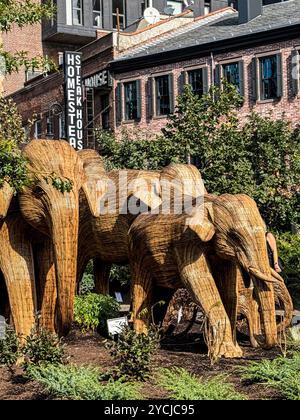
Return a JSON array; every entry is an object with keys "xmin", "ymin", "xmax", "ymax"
[
  {"xmin": 106, "ymin": 326, "xmax": 160, "ymax": 381},
  {"xmin": 79, "ymin": 273, "xmax": 95, "ymax": 295},
  {"xmin": 242, "ymin": 352, "xmax": 300, "ymax": 400},
  {"xmin": 27, "ymin": 364, "xmax": 141, "ymax": 400},
  {"xmin": 159, "ymin": 368, "xmax": 246, "ymax": 400},
  {"xmin": 277, "ymin": 233, "xmax": 300, "ymax": 306},
  {"xmin": 110, "ymin": 265, "xmax": 131, "ymax": 288},
  {"xmin": 74, "ymin": 293, "xmax": 119, "ymax": 333},
  {"xmin": 0, "ymin": 326, "xmax": 20, "ymax": 370},
  {"xmin": 22, "ymin": 328, "xmax": 66, "ymax": 369}
]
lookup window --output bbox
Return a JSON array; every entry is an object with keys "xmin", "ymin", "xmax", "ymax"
[
  {"xmin": 72, "ymin": 0, "xmax": 83, "ymax": 26},
  {"xmin": 188, "ymin": 68, "xmax": 207, "ymax": 97},
  {"xmin": 167, "ymin": 1, "xmax": 183, "ymax": 15},
  {"xmin": 215, "ymin": 61, "xmax": 244, "ymax": 96},
  {"xmin": 204, "ymin": 1, "xmax": 211, "ymax": 15},
  {"xmin": 259, "ymin": 55, "xmax": 279, "ymax": 100},
  {"xmin": 93, "ymin": 0, "xmax": 102, "ymax": 27},
  {"xmin": 46, "ymin": 114, "xmax": 54, "ymax": 137},
  {"xmin": 155, "ymin": 75, "xmax": 173, "ymax": 117},
  {"xmin": 112, "ymin": 0, "xmax": 126, "ymax": 29},
  {"xmin": 124, "ymin": 81, "xmax": 139, "ymax": 121},
  {"xmin": 115, "ymin": 80, "xmax": 141, "ymax": 123},
  {"xmin": 25, "ymin": 69, "xmax": 42, "ymax": 82},
  {"xmin": 34, "ymin": 120, "xmax": 42, "ymax": 139},
  {"xmin": 222, "ymin": 62, "xmax": 241, "ymax": 93}
]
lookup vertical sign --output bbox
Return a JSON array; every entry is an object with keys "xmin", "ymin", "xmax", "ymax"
[{"xmin": 64, "ymin": 51, "xmax": 83, "ymax": 150}]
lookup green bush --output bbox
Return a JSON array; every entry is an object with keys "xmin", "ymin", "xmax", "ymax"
[
  {"xmin": 106, "ymin": 326, "xmax": 160, "ymax": 381},
  {"xmin": 159, "ymin": 368, "xmax": 246, "ymax": 400},
  {"xmin": 0, "ymin": 326, "xmax": 20, "ymax": 369},
  {"xmin": 110, "ymin": 265, "xmax": 131, "ymax": 288},
  {"xmin": 27, "ymin": 364, "xmax": 141, "ymax": 400},
  {"xmin": 79, "ymin": 273, "xmax": 95, "ymax": 295},
  {"xmin": 242, "ymin": 352, "xmax": 300, "ymax": 400},
  {"xmin": 74, "ymin": 293, "xmax": 119, "ymax": 333},
  {"xmin": 22, "ymin": 328, "xmax": 66, "ymax": 369},
  {"xmin": 277, "ymin": 233, "xmax": 300, "ymax": 307}
]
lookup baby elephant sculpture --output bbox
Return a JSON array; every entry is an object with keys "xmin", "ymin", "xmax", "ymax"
[{"xmin": 128, "ymin": 193, "xmax": 280, "ymax": 359}]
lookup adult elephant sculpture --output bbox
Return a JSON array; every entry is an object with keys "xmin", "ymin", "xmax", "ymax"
[
  {"xmin": 77, "ymin": 151, "xmax": 204, "ymax": 296},
  {"xmin": 18, "ymin": 140, "xmax": 88, "ymax": 336},
  {"xmin": 0, "ymin": 182, "xmax": 36, "ymax": 337},
  {"xmin": 128, "ymin": 194, "xmax": 280, "ymax": 359}
]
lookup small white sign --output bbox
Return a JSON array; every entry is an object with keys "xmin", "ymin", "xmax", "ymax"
[
  {"xmin": 115, "ymin": 292, "xmax": 124, "ymax": 303},
  {"xmin": 177, "ymin": 306, "xmax": 183, "ymax": 325},
  {"xmin": 107, "ymin": 317, "xmax": 128, "ymax": 336},
  {"xmin": 0, "ymin": 316, "xmax": 6, "ymax": 340}
]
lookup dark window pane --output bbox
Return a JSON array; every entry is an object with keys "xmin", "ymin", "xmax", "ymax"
[
  {"xmin": 124, "ymin": 81, "xmax": 138, "ymax": 120},
  {"xmin": 222, "ymin": 62, "xmax": 240, "ymax": 92},
  {"xmin": 188, "ymin": 69, "xmax": 204, "ymax": 97},
  {"xmin": 155, "ymin": 75, "xmax": 170, "ymax": 116},
  {"xmin": 260, "ymin": 55, "xmax": 278, "ymax": 100}
]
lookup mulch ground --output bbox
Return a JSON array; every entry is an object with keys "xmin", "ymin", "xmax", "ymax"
[{"xmin": 0, "ymin": 328, "xmax": 282, "ymax": 400}]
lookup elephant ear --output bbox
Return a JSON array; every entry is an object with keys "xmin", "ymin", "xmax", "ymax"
[
  {"xmin": 0, "ymin": 182, "xmax": 14, "ymax": 219},
  {"xmin": 185, "ymin": 201, "xmax": 215, "ymax": 242},
  {"xmin": 79, "ymin": 150, "xmax": 109, "ymax": 218}
]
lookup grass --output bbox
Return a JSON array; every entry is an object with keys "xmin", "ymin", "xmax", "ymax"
[
  {"xmin": 159, "ymin": 367, "xmax": 246, "ymax": 400},
  {"xmin": 241, "ymin": 351, "xmax": 300, "ymax": 400},
  {"xmin": 27, "ymin": 364, "xmax": 141, "ymax": 400}
]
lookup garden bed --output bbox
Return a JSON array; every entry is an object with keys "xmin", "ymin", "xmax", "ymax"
[{"xmin": 0, "ymin": 329, "xmax": 283, "ymax": 400}]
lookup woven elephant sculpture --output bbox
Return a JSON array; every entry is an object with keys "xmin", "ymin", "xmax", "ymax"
[
  {"xmin": 128, "ymin": 194, "xmax": 281, "ymax": 359},
  {"xmin": 76, "ymin": 151, "xmax": 204, "ymax": 296}
]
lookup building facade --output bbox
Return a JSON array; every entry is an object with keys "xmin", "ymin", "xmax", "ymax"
[{"xmin": 8, "ymin": 0, "xmax": 299, "ymax": 148}]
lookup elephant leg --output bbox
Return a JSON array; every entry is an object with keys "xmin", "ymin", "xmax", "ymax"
[
  {"xmin": 130, "ymin": 261, "xmax": 153, "ymax": 335},
  {"xmin": 94, "ymin": 259, "xmax": 111, "ymax": 295},
  {"xmin": 34, "ymin": 239, "xmax": 57, "ymax": 333},
  {"xmin": 211, "ymin": 258, "xmax": 239, "ymax": 343},
  {"xmin": 0, "ymin": 216, "xmax": 36, "ymax": 337},
  {"xmin": 174, "ymin": 246, "xmax": 243, "ymax": 359}
]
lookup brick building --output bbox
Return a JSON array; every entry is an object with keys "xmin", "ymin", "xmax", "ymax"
[{"xmin": 8, "ymin": 0, "xmax": 297, "ymax": 148}]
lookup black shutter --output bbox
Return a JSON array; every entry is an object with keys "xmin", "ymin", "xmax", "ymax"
[
  {"xmin": 147, "ymin": 77, "xmax": 154, "ymax": 119},
  {"xmin": 214, "ymin": 64, "xmax": 221, "ymax": 87},
  {"xmin": 252, "ymin": 57, "xmax": 259, "ymax": 102},
  {"xmin": 291, "ymin": 50, "xmax": 300, "ymax": 97},
  {"xmin": 202, "ymin": 67, "xmax": 209, "ymax": 94},
  {"xmin": 276, "ymin": 53, "xmax": 283, "ymax": 98},
  {"xmin": 169, "ymin": 73, "xmax": 175, "ymax": 114},
  {"xmin": 238, "ymin": 60, "xmax": 245, "ymax": 97},
  {"xmin": 136, "ymin": 79, "xmax": 142, "ymax": 120},
  {"xmin": 115, "ymin": 83, "xmax": 123, "ymax": 124}
]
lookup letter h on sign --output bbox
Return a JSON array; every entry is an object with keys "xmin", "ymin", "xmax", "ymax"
[{"xmin": 64, "ymin": 51, "xmax": 84, "ymax": 150}]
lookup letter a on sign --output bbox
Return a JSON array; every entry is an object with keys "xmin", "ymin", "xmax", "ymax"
[{"xmin": 64, "ymin": 51, "xmax": 84, "ymax": 151}]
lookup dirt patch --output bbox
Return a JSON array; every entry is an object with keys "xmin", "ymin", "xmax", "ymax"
[{"xmin": 0, "ymin": 329, "xmax": 282, "ymax": 400}]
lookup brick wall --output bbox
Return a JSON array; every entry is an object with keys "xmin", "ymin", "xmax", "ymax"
[{"xmin": 114, "ymin": 36, "xmax": 300, "ymax": 139}]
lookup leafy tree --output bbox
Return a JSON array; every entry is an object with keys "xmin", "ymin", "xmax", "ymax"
[
  {"xmin": 0, "ymin": 0, "xmax": 56, "ymax": 75},
  {"xmin": 0, "ymin": 97, "xmax": 29, "ymax": 190}
]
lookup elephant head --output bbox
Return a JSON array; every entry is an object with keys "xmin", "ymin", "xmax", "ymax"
[
  {"xmin": 187, "ymin": 194, "xmax": 278, "ymax": 348},
  {"xmin": 18, "ymin": 140, "xmax": 87, "ymax": 335}
]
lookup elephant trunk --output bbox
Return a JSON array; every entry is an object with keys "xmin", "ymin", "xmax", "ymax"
[
  {"xmin": 273, "ymin": 275, "xmax": 294, "ymax": 332},
  {"xmin": 51, "ymin": 196, "xmax": 79, "ymax": 336}
]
